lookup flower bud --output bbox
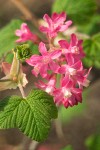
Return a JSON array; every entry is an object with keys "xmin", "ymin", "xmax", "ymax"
[{"xmin": 15, "ymin": 44, "xmax": 32, "ymax": 60}]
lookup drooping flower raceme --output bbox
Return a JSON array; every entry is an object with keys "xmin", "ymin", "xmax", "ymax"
[
  {"xmin": 16, "ymin": 12, "xmax": 91, "ymax": 108},
  {"xmin": 15, "ymin": 23, "xmax": 38, "ymax": 43}
]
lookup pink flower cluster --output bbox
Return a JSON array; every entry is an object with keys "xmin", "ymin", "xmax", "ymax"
[
  {"xmin": 40, "ymin": 12, "xmax": 72, "ymax": 38},
  {"xmin": 16, "ymin": 12, "xmax": 91, "ymax": 108}
]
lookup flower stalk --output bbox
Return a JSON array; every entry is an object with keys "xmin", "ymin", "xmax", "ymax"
[{"xmin": 18, "ymin": 84, "xmax": 26, "ymax": 98}]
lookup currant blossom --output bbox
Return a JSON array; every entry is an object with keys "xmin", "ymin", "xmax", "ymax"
[
  {"xmin": 53, "ymin": 76, "xmax": 82, "ymax": 108},
  {"xmin": 58, "ymin": 59, "xmax": 91, "ymax": 87},
  {"xmin": 23, "ymin": 12, "xmax": 91, "ymax": 108},
  {"xmin": 76, "ymin": 67, "xmax": 92, "ymax": 88},
  {"xmin": 59, "ymin": 60, "xmax": 82, "ymax": 75},
  {"xmin": 15, "ymin": 23, "xmax": 38, "ymax": 43},
  {"xmin": 35, "ymin": 76, "xmax": 56, "ymax": 95},
  {"xmin": 40, "ymin": 12, "xmax": 72, "ymax": 38},
  {"xmin": 26, "ymin": 42, "xmax": 61, "ymax": 78},
  {"xmin": 59, "ymin": 34, "xmax": 85, "ymax": 61}
]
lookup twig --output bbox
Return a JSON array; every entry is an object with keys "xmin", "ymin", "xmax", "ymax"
[
  {"xmin": 21, "ymin": 136, "xmax": 39, "ymax": 150},
  {"xmin": 10, "ymin": 0, "xmax": 46, "ymax": 41},
  {"xmin": 29, "ymin": 141, "xmax": 39, "ymax": 150},
  {"xmin": 10, "ymin": 0, "xmax": 39, "ymax": 28},
  {"xmin": 54, "ymin": 118, "xmax": 64, "ymax": 139}
]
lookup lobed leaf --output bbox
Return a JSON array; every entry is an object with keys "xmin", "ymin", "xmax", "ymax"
[
  {"xmin": 83, "ymin": 33, "xmax": 100, "ymax": 68},
  {"xmin": 0, "ymin": 89, "xmax": 58, "ymax": 141},
  {"xmin": 77, "ymin": 15, "xmax": 100, "ymax": 35}
]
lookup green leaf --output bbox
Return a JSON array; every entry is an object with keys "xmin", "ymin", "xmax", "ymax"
[
  {"xmin": 5, "ymin": 53, "xmax": 14, "ymax": 63},
  {"xmin": 0, "ymin": 89, "xmax": 58, "ymax": 141},
  {"xmin": 0, "ymin": 19, "xmax": 22, "ymax": 57},
  {"xmin": 83, "ymin": 33, "xmax": 100, "ymax": 68},
  {"xmin": 78, "ymin": 14, "xmax": 100, "ymax": 35},
  {"xmin": 85, "ymin": 134, "xmax": 100, "ymax": 150},
  {"xmin": 52, "ymin": 0, "xmax": 97, "ymax": 24},
  {"xmin": 62, "ymin": 145, "xmax": 73, "ymax": 150}
]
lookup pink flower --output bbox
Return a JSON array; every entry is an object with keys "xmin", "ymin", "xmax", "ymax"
[
  {"xmin": 59, "ymin": 60, "xmax": 83, "ymax": 76},
  {"xmin": 58, "ymin": 60, "xmax": 91, "ymax": 88},
  {"xmin": 15, "ymin": 23, "xmax": 38, "ymax": 43},
  {"xmin": 53, "ymin": 76, "xmax": 82, "ymax": 108},
  {"xmin": 59, "ymin": 34, "xmax": 85, "ymax": 61},
  {"xmin": 75, "ymin": 67, "xmax": 92, "ymax": 88},
  {"xmin": 35, "ymin": 76, "xmax": 56, "ymax": 95},
  {"xmin": 40, "ymin": 12, "xmax": 72, "ymax": 38},
  {"xmin": 26, "ymin": 42, "xmax": 61, "ymax": 78}
]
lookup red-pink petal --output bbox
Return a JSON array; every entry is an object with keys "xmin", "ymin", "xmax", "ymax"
[
  {"xmin": 70, "ymin": 34, "xmax": 77, "ymax": 46},
  {"xmin": 16, "ymin": 38, "xmax": 24, "ymax": 43},
  {"xmin": 49, "ymin": 60, "xmax": 60, "ymax": 73},
  {"xmin": 15, "ymin": 30, "xmax": 22, "ymax": 36},
  {"xmin": 58, "ymin": 65, "xmax": 66, "ymax": 74},
  {"xmin": 61, "ymin": 76, "xmax": 71, "ymax": 87},
  {"xmin": 62, "ymin": 98, "xmax": 69, "ymax": 108},
  {"xmin": 59, "ymin": 40, "xmax": 69, "ymax": 48},
  {"xmin": 26, "ymin": 55, "xmax": 41, "ymax": 66},
  {"xmin": 72, "ymin": 61, "xmax": 83, "ymax": 70},
  {"xmin": 63, "ymin": 77, "xmax": 74, "ymax": 88},
  {"xmin": 50, "ymin": 50, "xmax": 62, "ymax": 59},
  {"xmin": 60, "ymin": 20, "xmax": 72, "ymax": 31},
  {"xmin": 39, "ymin": 26, "xmax": 49, "ymax": 33},
  {"xmin": 39, "ymin": 42, "xmax": 47, "ymax": 55},
  {"xmin": 40, "ymin": 64, "xmax": 48, "ymax": 78},
  {"xmin": 43, "ymin": 14, "xmax": 52, "ymax": 26},
  {"xmin": 21, "ymin": 23, "xmax": 28, "ymax": 31},
  {"xmin": 52, "ymin": 12, "xmax": 66, "ymax": 23}
]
